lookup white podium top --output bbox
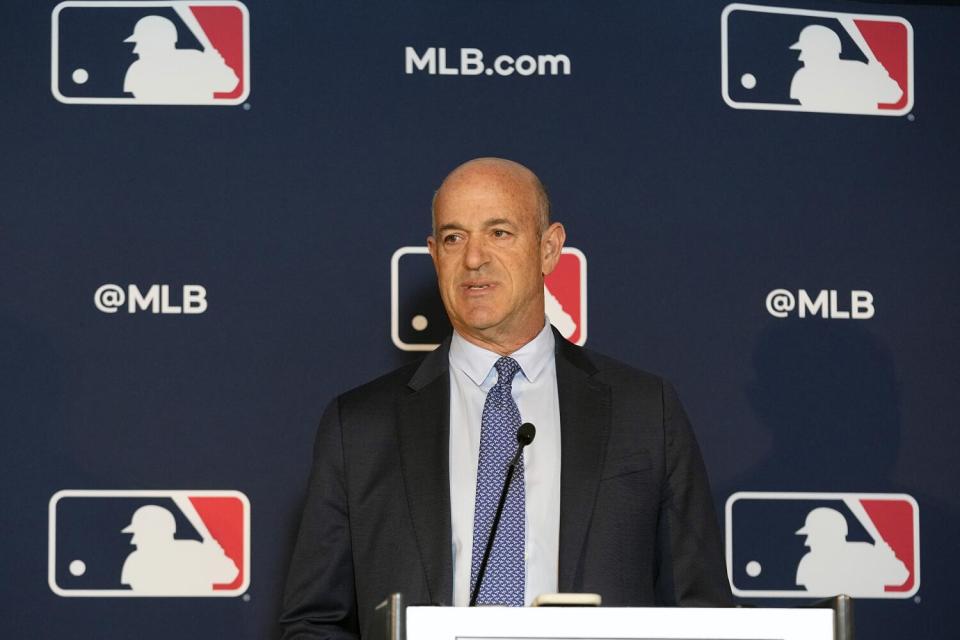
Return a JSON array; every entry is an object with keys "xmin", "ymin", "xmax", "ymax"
[{"xmin": 407, "ymin": 606, "xmax": 833, "ymax": 640}]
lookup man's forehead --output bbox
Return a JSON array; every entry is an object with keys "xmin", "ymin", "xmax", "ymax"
[
  {"xmin": 439, "ymin": 158, "xmax": 539, "ymax": 198},
  {"xmin": 431, "ymin": 157, "xmax": 547, "ymax": 235},
  {"xmin": 435, "ymin": 172, "xmax": 538, "ymax": 216},
  {"xmin": 443, "ymin": 171, "xmax": 532, "ymax": 198},
  {"xmin": 434, "ymin": 193, "xmax": 538, "ymax": 231},
  {"xmin": 437, "ymin": 217, "xmax": 517, "ymax": 232}
]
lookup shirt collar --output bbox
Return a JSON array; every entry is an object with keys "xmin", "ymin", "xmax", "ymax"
[{"xmin": 449, "ymin": 320, "xmax": 555, "ymax": 387}]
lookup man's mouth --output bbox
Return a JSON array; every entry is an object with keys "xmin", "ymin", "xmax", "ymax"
[{"xmin": 461, "ymin": 281, "xmax": 496, "ymax": 292}]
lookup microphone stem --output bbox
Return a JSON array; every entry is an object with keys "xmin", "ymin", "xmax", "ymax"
[{"xmin": 469, "ymin": 454, "xmax": 522, "ymax": 607}]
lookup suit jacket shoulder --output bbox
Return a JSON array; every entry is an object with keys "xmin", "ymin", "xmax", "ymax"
[{"xmin": 552, "ymin": 332, "xmax": 731, "ymax": 607}]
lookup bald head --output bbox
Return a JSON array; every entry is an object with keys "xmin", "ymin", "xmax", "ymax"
[
  {"xmin": 427, "ymin": 156, "xmax": 566, "ymax": 354},
  {"xmin": 432, "ymin": 157, "xmax": 551, "ymax": 236}
]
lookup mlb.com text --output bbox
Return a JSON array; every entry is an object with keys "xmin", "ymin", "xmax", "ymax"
[{"xmin": 405, "ymin": 47, "xmax": 571, "ymax": 76}]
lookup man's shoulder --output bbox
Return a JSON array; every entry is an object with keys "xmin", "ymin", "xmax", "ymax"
[
  {"xmin": 563, "ymin": 339, "xmax": 668, "ymax": 391},
  {"xmin": 336, "ymin": 356, "xmax": 433, "ymax": 409},
  {"xmin": 330, "ymin": 338, "xmax": 673, "ymax": 407}
]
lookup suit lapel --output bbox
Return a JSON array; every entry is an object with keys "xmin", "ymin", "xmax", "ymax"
[
  {"xmin": 395, "ymin": 331, "xmax": 610, "ymax": 600},
  {"xmin": 555, "ymin": 332, "xmax": 611, "ymax": 592},
  {"xmin": 397, "ymin": 342, "xmax": 453, "ymax": 605}
]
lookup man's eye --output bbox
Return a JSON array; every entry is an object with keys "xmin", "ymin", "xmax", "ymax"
[
  {"xmin": 442, "ymin": 234, "xmax": 462, "ymax": 244},
  {"xmin": 492, "ymin": 229, "xmax": 511, "ymax": 238}
]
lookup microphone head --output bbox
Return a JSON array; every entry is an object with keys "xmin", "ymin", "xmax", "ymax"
[{"xmin": 517, "ymin": 423, "xmax": 536, "ymax": 447}]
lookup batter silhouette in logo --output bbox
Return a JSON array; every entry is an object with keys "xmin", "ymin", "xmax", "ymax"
[
  {"xmin": 120, "ymin": 505, "xmax": 239, "ymax": 594},
  {"xmin": 789, "ymin": 24, "xmax": 902, "ymax": 113},
  {"xmin": 123, "ymin": 15, "xmax": 239, "ymax": 102},
  {"xmin": 795, "ymin": 507, "xmax": 908, "ymax": 596}
]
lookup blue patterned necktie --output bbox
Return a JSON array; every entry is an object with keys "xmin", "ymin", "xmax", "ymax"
[{"xmin": 470, "ymin": 356, "xmax": 525, "ymax": 606}]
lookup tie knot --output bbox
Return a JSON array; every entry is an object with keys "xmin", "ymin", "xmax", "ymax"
[{"xmin": 494, "ymin": 357, "xmax": 521, "ymax": 386}]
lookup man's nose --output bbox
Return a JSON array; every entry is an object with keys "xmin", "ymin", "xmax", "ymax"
[{"xmin": 463, "ymin": 236, "xmax": 490, "ymax": 270}]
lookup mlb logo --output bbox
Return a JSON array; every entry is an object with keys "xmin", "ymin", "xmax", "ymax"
[
  {"xmin": 726, "ymin": 491, "xmax": 919, "ymax": 598},
  {"xmin": 51, "ymin": 1, "xmax": 250, "ymax": 105},
  {"xmin": 721, "ymin": 3, "xmax": 913, "ymax": 116},
  {"xmin": 390, "ymin": 246, "xmax": 587, "ymax": 351},
  {"xmin": 49, "ymin": 489, "xmax": 250, "ymax": 597}
]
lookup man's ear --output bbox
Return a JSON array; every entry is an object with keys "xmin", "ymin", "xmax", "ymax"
[
  {"xmin": 541, "ymin": 222, "xmax": 566, "ymax": 276},
  {"xmin": 427, "ymin": 236, "xmax": 438, "ymax": 268}
]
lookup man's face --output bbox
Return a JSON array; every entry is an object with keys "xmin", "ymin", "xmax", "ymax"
[{"xmin": 428, "ymin": 162, "xmax": 563, "ymax": 352}]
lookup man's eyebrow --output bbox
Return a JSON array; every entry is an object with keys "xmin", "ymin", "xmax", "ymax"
[
  {"xmin": 483, "ymin": 218, "xmax": 516, "ymax": 228},
  {"xmin": 437, "ymin": 222, "xmax": 464, "ymax": 234},
  {"xmin": 437, "ymin": 218, "xmax": 517, "ymax": 233}
]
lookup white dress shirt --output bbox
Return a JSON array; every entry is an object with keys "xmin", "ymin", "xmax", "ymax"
[{"xmin": 448, "ymin": 321, "xmax": 561, "ymax": 606}]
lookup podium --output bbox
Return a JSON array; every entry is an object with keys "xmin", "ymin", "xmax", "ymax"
[{"xmin": 372, "ymin": 593, "xmax": 852, "ymax": 640}]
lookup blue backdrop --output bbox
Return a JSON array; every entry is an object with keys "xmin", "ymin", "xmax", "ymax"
[{"xmin": 2, "ymin": 0, "xmax": 958, "ymax": 638}]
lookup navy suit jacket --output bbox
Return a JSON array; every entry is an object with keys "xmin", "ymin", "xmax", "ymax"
[{"xmin": 280, "ymin": 331, "xmax": 731, "ymax": 639}]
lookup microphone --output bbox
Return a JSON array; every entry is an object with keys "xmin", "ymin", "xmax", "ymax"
[{"xmin": 470, "ymin": 422, "xmax": 537, "ymax": 607}]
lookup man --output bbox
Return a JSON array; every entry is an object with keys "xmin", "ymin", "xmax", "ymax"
[{"xmin": 280, "ymin": 158, "xmax": 730, "ymax": 640}]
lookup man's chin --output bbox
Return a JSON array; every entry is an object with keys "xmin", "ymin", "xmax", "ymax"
[{"xmin": 458, "ymin": 316, "xmax": 503, "ymax": 335}]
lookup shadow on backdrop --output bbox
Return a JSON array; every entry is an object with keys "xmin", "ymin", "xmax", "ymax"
[{"xmin": 738, "ymin": 320, "xmax": 900, "ymax": 491}]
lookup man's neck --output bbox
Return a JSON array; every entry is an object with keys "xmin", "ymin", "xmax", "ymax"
[{"xmin": 456, "ymin": 323, "xmax": 545, "ymax": 356}]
